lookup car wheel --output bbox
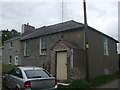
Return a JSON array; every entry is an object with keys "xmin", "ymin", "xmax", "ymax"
[{"xmin": 3, "ymin": 77, "xmax": 6, "ymax": 83}]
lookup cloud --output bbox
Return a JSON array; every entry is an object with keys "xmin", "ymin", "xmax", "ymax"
[{"xmin": 0, "ymin": 0, "xmax": 118, "ymax": 41}]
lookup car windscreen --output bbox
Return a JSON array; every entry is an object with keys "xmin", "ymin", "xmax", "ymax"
[{"xmin": 24, "ymin": 69, "xmax": 50, "ymax": 79}]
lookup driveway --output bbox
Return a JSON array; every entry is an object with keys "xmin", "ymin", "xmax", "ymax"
[{"xmin": 97, "ymin": 79, "xmax": 120, "ymax": 89}]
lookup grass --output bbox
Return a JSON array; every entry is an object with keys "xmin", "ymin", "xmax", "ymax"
[
  {"xmin": 89, "ymin": 75, "xmax": 117, "ymax": 87},
  {"xmin": 58, "ymin": 74, "xmax": 118, "ymax": 89},
  {"xmin": 2, "ymin": 64, "xmax": 18, "ymax": 75}
]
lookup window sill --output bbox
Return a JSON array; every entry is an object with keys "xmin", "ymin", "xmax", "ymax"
[
  {"xmin": 9, "ymin": 48, "xmax": 12, "ymax": 50},
  {"xmin": 104, "ymin": 54, "xmax": 109, "ymax": 56},
  {"xmin": 24, "ymin": 55, "xmax": 30, "ymax": 57},
  {"xmin": 40, "ymin": 54, "xmax": 46, "ymax": 56}
]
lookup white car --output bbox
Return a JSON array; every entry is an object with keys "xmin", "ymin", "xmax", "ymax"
[{"xmin": 3, "ymin": 66, "xmax": 57, "ymax": 90}]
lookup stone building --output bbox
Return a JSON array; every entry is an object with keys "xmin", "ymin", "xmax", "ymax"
[
  {"xmin": 2, "ymin": 23, "xmax": 35, "ymax": 65},
  {"xmin": 19, "ymin": 20, "xmax": 119, "ymax": 81}
]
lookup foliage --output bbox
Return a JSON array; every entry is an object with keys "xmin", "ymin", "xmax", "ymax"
[
  {"xmin": 58, "ymin": 75, "xmax": 118, "ymax": 89},
  {"xmin": 67, "ymin": 80, "xmax": 91, "ymax": 88},
  {"xmin": 1, "ymin": 29, "xmax": 20, "ymax": 45},
  {"xmin": 58, "ymin": 85, "xmax": 68, "ymax": 88},
  {"xmin": 89, "ymin": 75, "xmax": 117, "ymax": 87}
]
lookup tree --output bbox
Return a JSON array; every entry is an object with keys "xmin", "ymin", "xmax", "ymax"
[{"xmin": 1, "ymin": 29, "xmax": 20, "ymax": 45}]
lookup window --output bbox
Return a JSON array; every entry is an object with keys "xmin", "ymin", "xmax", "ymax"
[
  {"xmin": 24, "ymin": 70, "xmax": 50, "ymax": 79},
  {"xmin": 15, "ymin": 68, "xmax": 23, "ymax": 78},
  {"xmin": 10, "ymin": 68, "xmax": 23, "ymax": 78},
  {"xmin": 40, "ymin": 37, "xmax": 47, "ymax": 55},
  {"xmin": 104, "ymin": 38, "xmax": 109, "ymax": 55},
  {"xmin": 9, "ymin": 42, "xmax": 13, "ymax": 49},
  {"xmin": 24, "ymin": 41, "xmax": 30, "ymax": 56},
  {"xmin": 9, "ymin": 55, "xmax": 12, "ymax": 64}
]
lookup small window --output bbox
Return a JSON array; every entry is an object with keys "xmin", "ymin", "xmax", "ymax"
[
  {"xmin": 104, "ymin": 38, "xmax": 109, "ymax": 55},
  {"xmin": 10, "ymin": 68, "xmax": 23, "ymax": 78},
  {"xmin": 14, "ymin": 68, "xmax": 23, "ymax": 78},
  {"xmin": 9, "ymin": 55, "xmax": 12, "ymax": 64},
  {"xmin": 24, "ymin": 41, "xmax": 30, "ymax": 56},
  {"xmin": 40, "ymin": 37, "xmax": 47, "ymax": 55},
  {"xmin": 9, "ymin": 42, "xmax": 13, "ymax": 49}
]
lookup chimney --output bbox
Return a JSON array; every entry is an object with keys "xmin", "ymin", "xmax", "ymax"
[{"xmin": 21, "ymin": 23, "xmax": 35, "ymax": 33}]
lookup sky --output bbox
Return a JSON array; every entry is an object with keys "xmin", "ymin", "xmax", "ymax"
[{"xmin": 0, "ymin": 0, "xmax": 119, "ymax": 51}]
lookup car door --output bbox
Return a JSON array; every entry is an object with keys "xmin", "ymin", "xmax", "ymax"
[
  {"xmin": 5, "ymin": 68, "xmax": 16, "ymax": 88},
  {"xmin": 10, "ymin": 68, "xmax": 24, "ymax": 88},
  {"xmin": 8, "ymin": 68, "xmax": 17, "ymax": 88}
]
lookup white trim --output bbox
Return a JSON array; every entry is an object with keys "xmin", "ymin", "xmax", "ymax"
[
  {"xmin": 104, "ymin": 38, "xmax": 109, "ymax": 55},
  {"xmin": 39, "ymin": 37, "xmax": 47, "ymax": 55},
  {"xmin": 24, "ymin": 41, "xmax": 29, "ymax": 56},
  {"xmin": 14, "ymin": 56, "xmax": 18, "ymax": 65},
  {"xmin": 9, "ymin": 55, "xmax": 12, "ymax": 64},
  {"xmin": 9, "ymin": 42, "xmax": 13, "ymax": 49}
]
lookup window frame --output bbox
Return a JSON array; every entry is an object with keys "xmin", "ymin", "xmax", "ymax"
[
  {"xmin": 11, "ymin": 68, "xmax": 23, "ymax": 79},
  {"xmin": 24, "ymin": 41, "xmax": 30, "ymax": 56},
  {"xmin": 39, "ymin": 37, "xmax": 47, "ymax": 55},
  {"xmin": 104, "ymin": 38, "xmax": 109, "ymax": 55},
  {"xmin": 9, "ymin": 55, "xmax": 12, "ymax": 64},
  {"xmin": 9, "ymin": 42, "xmax": 13, "ymax": 49}
]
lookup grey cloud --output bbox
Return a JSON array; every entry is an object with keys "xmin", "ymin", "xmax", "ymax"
[{"xmin": 1, "ymin": 1, "xmax": 118, "ymax": 40}]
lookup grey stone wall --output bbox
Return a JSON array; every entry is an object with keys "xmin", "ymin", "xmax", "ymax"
[
  {"xmin": 21, "ymin": 28, "xmax": 118, "ymax": 80},
  {"xmin": 2, "ymin": 39, "xmax": 21, "ymax": 65},
  {"xmin": 21, "ymin": 29, "xmax": 84, "ymax": 79},
  {"xmin": 87, "ymin": 28, "xmax": 119, "ymax": 79}
]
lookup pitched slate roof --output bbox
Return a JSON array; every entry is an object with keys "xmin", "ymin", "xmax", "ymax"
[
  {"xmin": 4, "ymin": 29, "xmax": 35, "ymax": 43},
  {"xmin": 21, "ymin": 20, "xmax": 84, "ymax": 40},
  {"xmin": 20, "ymin": 20, "xmax": 118, "ymax": 43}
]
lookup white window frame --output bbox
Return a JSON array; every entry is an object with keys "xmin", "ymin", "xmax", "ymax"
[
  {"xmin": 104, "ymin": 38, "xmax": 109, "ymax": 55},
  {"xmin": 39, "ymin": 37, "xmax": 47, "ymax": 55},
  {"xmin": 9, "ymin": 42, "xmax": 13, "ymax": 49},
  {"xmin": 24, "ymin": 41, "xmax": 29, "ymax": 56},
  {"xmin": 9, "ymin": 55, "xmax": 12, "ymax": 64},
  {"xmin": 14, "ymin": 56, "xmax": 18, "ymax": 65}
]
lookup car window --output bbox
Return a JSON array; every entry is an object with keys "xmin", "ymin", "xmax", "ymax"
[
  {"xmin": 15, "ymin": 68, "xmax": 23, "ymax": 78},
  {"xmin": 24, "ymin": 69, "xmax": 50, "ymax": 79},
  {"xmin": 11, "ymin": 68, "xmax": 23, "ymax": 78},
  {"xmin": 8, "ymin": 68, "xmax": 16, "ymax": 75}
]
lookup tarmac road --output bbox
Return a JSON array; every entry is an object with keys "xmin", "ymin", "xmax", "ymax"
[{"xmin": 98, "ymin": 79, "xmax": 120, "ymax": 89}]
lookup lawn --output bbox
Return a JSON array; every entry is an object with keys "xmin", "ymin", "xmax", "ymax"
[{"xmin": 2, "ymin": 64, "xmax": 18, "ymax": 75}]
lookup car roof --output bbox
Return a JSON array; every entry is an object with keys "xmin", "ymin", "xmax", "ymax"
[{"xmin": 17, "ymin": 66, "xmax": 44, "ymax": 71}]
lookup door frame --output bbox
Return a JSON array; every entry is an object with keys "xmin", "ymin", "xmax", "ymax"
[
  {"xmin": 55, "ymin": 50, "xmax": 67, "ymax": 80},
  {"xmin": 14, "ymin": 56, "xmax": 18, "ymax": 65}
]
